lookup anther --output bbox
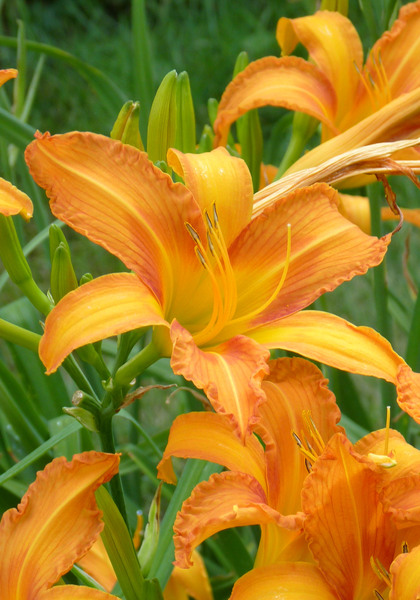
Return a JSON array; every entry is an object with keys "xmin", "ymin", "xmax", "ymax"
[
  {"xmin": 185, "ymin": 222, "xmax": 201, "ymax": 244},
  {"xmin": 195, "ymin": 247, "xmax": 207, "ymax": 269}
]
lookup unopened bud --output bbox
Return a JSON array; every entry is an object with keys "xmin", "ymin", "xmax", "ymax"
[
  {"xmin": 147, "ymin": 70, "xmax": 177, "ymax": 163},
  {"xmin": 111, "ymin": 100, "xmax": 144, "ymax": 150},
  {"xmin": 175, "ymin": 71, "xmax": 196, "ymax": 153}
]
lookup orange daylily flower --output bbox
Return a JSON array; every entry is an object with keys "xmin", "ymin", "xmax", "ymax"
[
  {"xmin": 213, "ymin": 2, "xmax": 420, "ymax": 171},
  {"xmin": 158, "ymin": 357, "xmax": 343, "ymax": 568},
  {"xmin": 0, "ymin": 451, "xmax": 120, "ymax": 599},
  {"xmin": 228, "ymin": 431, "xmax": 420, "ymax": 600},
  {"xmin": 24, "ymin": 132, "xmax": 420, "ymax": 434}
]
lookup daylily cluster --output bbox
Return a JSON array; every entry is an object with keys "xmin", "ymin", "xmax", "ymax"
[
  {"xmin": 23, "ymin": 132, "xmax": 420, "ymax": 439},
  {"xmin": 159, "ymin": 357, "xmax": 420, "ymax": 599},
  {"xmin": 213, "ymin": 1, "xmax": 420, "ymax": 171}
]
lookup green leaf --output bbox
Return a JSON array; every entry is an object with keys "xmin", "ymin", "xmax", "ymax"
[{"xmin": 96, "ymin": 486, "xmax": 148, "ymax": 600}]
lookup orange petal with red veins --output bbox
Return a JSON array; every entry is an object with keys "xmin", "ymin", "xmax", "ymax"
[
  {"xmin": 25, "ymin": 131, "xmax": 203, "ymax": 308},
  {"xmin": 0, "ymin": 451, "xmax": 119, "ymax": 599},
  {"xmin": 213, "ymin": 56, "xmax": 337, "ymax": 147},
  {"xmin": 277, "ymin": 11, "xmax": 363, "ymax": 127},
  {"xmin": 229, "ymin": 183, "xmax": 390, "ymax": 328},
  {"xmin": 167, "ymin": 147, "xmax": 253, "ymax": 247},
  {"xmin": 256, "ymin": 357, "xmax": 343, "ymax": 513},
  {"xmin": 0, "ymin": 68, "xmax": 17, "ymax": 87},
  {"xmin": 248, "ymin": 310, "xmax": 420, "ymax": 423},
  {"xmin": 40, "ymin": 273, "xmax": 167, "ymax": 373},
  {"xmin": 0, "ymin": 177, "xmax": 33, "ymax": 220},
  {"xmin": 173, "ymin": 471, "xmax": 287, "ymax": 568},
  {"xmin": 390, "ymin": 544, "xmax": 420, "ymax": 600},
  {"xmin": 302, "ymin": 433, "xmax": 396, "ymax": 599},
  {"xmin": 170, "ymin": 320, "xmax": 269, "ymax": 439},
  {"xmin": 157, "ymin": 411, "xmax": 266, "ymax": 490},
  {"xmin": 229, "ymin": 563, "xmax": 337, "ymax": 600},
  {"xmin": 369, "ymin": 1, "xmax": 420, "ymax": 98},
  {"xmin": 286, "ymin": 86, "xmax": 420, "ymax": 173},
  {"xmin": 382, "ymin": 474, "xmax": 420, "ymax": 526}
]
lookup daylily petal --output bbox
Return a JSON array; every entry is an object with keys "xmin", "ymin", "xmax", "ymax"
[
  {"xmin": 228, "ymin": 183, "xmax": 390, "ymax": 328},
  {"xmin": 390, "ymin": 544, "xmax": 420, "ymax": 600},
  {"xmin": 336, "ymin": 193, "xmax": 371, "ymax": 234},
  {"xmin": 173, "ymin": 471, "xmax": 287, "ymax": 568},
  {"xmin": 382, "ymin": 206, "xmax": 420, "ymax": 228},
  {"xmin": 213, "ymin": 56, "xmax": 337, "ymax": 147},
  {"xmin": 0, "ymin": 177, "xmax": 33, "ymax": 220},
  {"xmin": 167, "ymin": 147, "xmax": 253, "ymax": 246},
  {"xmin": 25, "ymin": 131, "xmax": 203, "ymax": 310},
  {"xmin": 382, "ymin": 474, "xmax": 420, "ymax": 526},
  {"xmin": 170, "ymin": 320, "xmax": 269, "ymax": 439},
  {"xmin": 0, "ymin": 451, "xmax": 119, "ymax": 599},
  {"xmin": 157, "ymin": 411, "xmax": 266, "ymax": 490},
  {"xmin": 164, "ymin": 550, "xmax": 214, "ymax": 600},
  {"xmin": 368, "ymin": 1, "xmax": 420, "ymax": 98},
  {"xmin": 256, "ymin": 357, "xmax": 343, "ymax": 513},
  {"xmin": 0, "ymin": 68, "xmax": 17, "ymax": 87},
  {"xmin": 285, "ymin": 86, "xmax": 420, "ymax": 173},
  {"xmin": 302, "ymin": 433, "xmax": 396, "ymax": 600},
  {"xmin": 39, "ymin": 587, "xmax": 119, "ymax": 599},
  {"xmin": 229, "ymin": 563, "xmax": 337, "ymax": 600},
  {"xmin": 247, "ymin": 310, "xmax": 420, "ymax": 423},
  {"xmin": 77, "ymin": 535, "xmax": 116, "ymax": 593},
  {"xmin": 277, "ymin": 11, "xmax": 363, "ymax": 127},
  {"xmin": 40, "ymin": 273, "xmax": 167, "ymax": 374},
  {"xmin": 355, "ymin": 428, "xmax": 420, "ymax": 481}
]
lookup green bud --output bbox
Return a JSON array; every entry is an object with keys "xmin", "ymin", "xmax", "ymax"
[
  {"xmin": 49, "ymin": 223, "xmax": 70, "ymax": 261},
  {"xmin": 147, "ymin": 70, "xmax": 178, "ymax": 163},
  {"xmin": 50, "ymin": 242, "xmax": 78, "ymax": 303},
  {"xmin": 207, "ymin": 97, "xmax": 219, "ymax": 127},
  {"xmin": 197, "ymin": 125, "xmax": 214, "ymax": 153},
  {"xmin": 320, "ymin": 0, "xmax": 348, "ymax": 15},
  {"xmin": 63, "ymin": 406, "xmax": 100, "ymax": 433},
  {"xmin": 79, "ymin": 272, "xmax": 93, "ymax": 286},
  {"xmin": 233, "ymin": 50, "xmax": 249, "ymax": 78},
  {"xmin": 0, "ymin": 214, "xmax": 32, "ymax": 286},
  {"xmin": 138, "ymin": 484, "xmax": 161, "ymax": 576},
  {"xmin": 110, "ymin": 100, "xmax": 144, "ymax": 150},
  {"xmin": 175, "ymin": 71, "xmax": 196, "ymax": 153}
]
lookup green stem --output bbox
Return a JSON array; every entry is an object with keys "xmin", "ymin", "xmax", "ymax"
[
  {"xmin": 274, "ymin": 112, "xmax": 318, "ymax": 180},
  {"xmin": 99, "ymin": 413, "xmax": 128, "ymax": 526},
  {"xmin": 0, "ymin": 317, "xmax": 40, "ymax": 351},
  {"xmin": 19, "ymin": 277, "xmax": 53, "ymax": 315},
  {"xmin": 113, "ymin": 341, "xmax": 161, "ymax": 387},
  {"xmin": 368, "ymin": 184, "xmax": 395, "ymax": 415}
]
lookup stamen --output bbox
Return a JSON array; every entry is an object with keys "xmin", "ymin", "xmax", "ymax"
[
  {"xmin": 374, "ymin": 592, "xmax": 384, "ymax": 600},
  {"xmin": 291, "ymin": 431, "xmax": 317, "ymax": 463},
  {"xmin": 384, "ymin": 405, "xmax": 390, "ymax": 455},
  {"xmin": 402, "ymin": 541, "xmax": 409, "ymax": 554},
  {"xmin": 370, "ymin": 556, "xmax": 391, "ymax": 588},
  {"xmin": 303, "ymin": 410, "xmax": 325, "ymax": 454}
]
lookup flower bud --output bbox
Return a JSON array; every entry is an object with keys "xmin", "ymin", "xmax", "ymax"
[
  {"xmin": 175, "ymin": 71, "xmax": 196, "ymax": 153},
  {"xmin": 50, "ymin": 242, "xmax": 78, "ymax": 303},
  {"xmin": 147, "ymin": 70, "xmax": 177, "ymax": 163},
  {"xmin": 110, "ymin": 100, "xmax": 144, "ymax": 150}
]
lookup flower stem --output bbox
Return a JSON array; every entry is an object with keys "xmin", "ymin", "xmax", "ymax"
[
  {"xmin": 0, "ymin": 317, "xmax": 40, "ymax": 351},
  {"xmin": 99, "ymin": 412, "xmax": 128, "ymax": 526},
  {"xmin": 113, "ymin": 341, "xmax": 161, "ymax": 388}
]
